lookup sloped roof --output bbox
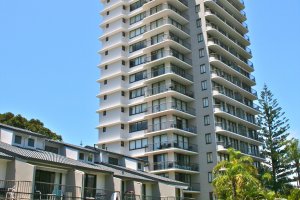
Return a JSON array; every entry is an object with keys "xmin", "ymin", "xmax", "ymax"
[{"xmin": 0, "ymin": 123, "xmax": 49, "ymax": 138}]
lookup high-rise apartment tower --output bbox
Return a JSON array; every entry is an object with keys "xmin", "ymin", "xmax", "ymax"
[{"xmin": 97, "ymin": 0, "xmax": 263, "ymax": 199}]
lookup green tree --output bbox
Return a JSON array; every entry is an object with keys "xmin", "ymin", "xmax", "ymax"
[
  {"xmin": 0, "ymin": 112, "xmax": 62, "ymax": 141},
  {"xmin": 288, "ymin": 188, "xmax": 300, "ymax": 200},
  {"xmin": 287, "ymin": 139, "xmax": 300, "ymax": 187},
  {"xmin": 258, "ymin": 84, "xmax": 293, "ymax": 194},
  {"xmin": 212, "ymin": 148, "xmax": 264, "ymax": 200}
]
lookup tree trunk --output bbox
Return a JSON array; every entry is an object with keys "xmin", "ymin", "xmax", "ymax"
[
  {"xmin": 232, "ymin": 178, "xmax": 237, "ymax": 200},
  {"xmin": 297, "ymin": 161, "xmax": 300, "ymax": 187}
]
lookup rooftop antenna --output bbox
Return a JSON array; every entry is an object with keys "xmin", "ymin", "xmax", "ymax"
[{"xmin": 80, "ymin": 140, "xmax": 83, "ymax": 146}]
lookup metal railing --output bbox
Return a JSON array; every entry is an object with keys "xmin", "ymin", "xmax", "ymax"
[
  {"xmin": 146, "ymin": 85, "xmax": 194, "ymax": 98},
  {"xmin": 84, "ymin": 187, "xmax": 119, "ymax": 200},
  {"xmin": 186, "ymin": 183, "xmax": 200, "ymax": 192},
  {"xmin": 217, "ymin": 141, "xmax": 263, "ymax": 158},
  {"xmin": 148, "ymin": 66, "xmax": 193, "ymax": 82},
  {"xmin": 150, "ymin": 161, "xmax": 199, "ymax": 172},
  {"xmin": 0, "ymin": 180, "xmax": 32, "ymax": 200},
  {"xmin": 147, "ymin": 121, "xmax": 197, "ymax": 134},
  {"xmin": 146, "ymin": 141, "xmax": 198, "ymax": 153},
  {"xmin": 147, "ymin": 102, "xmax": 195, "ymax": 116}
]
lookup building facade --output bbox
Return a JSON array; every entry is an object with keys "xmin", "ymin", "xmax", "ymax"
[
  {"xmin": 97, "ymin": 0, "xmax": 263, "ymax": 199},
  {"xmin": 0, "ymin": 123, "xmax": 188, "ymax": 199}
]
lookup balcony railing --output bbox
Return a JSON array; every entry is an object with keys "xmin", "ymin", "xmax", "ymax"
[
  {"xmin": 212, "ymin": 86, "xmax": 259, "ymax": 111},
  {"xmin": 149, "ymin": 66, "xmax": 193, "ymax": 82},
  {"xmin": 208, "ymin": 38, "xmax": 253, "ymax": 68},
  {"xmin": 217, "ymin": 141, "xmax": 264, "ymax": 158},
  {"xmin": 123, "ymin": 194, "xmax": 194, "ymax": 200},
  {"xmin": 147, "ymin": 102, "xmax": 196, "ymax": 116},
  {"xmin": 0, "ymin": 180, "xmax": 32, "ymax": 199},
  {"xmin": 146, "ymin": 85, "xmax": 194, "ymax": 98},
  {"xmin": 84, "ymin": 187, "xmax": 118, "ymax": 199},
  {"xmin": 209, "ymin": 53, "xmax": 255, "ymax": 82},
  {"xmin": 150, "ymin": 161, "xmax": 199, "ymax": 172},
  {"xmin": 149, "ymin": 34, "xmax": 191, "ymax": 51},
  {"xmin": 147, "ymin": 3, "xmax": 189, "ymax": 20},
  {"xmin": 214, "ymin": 104, "xmax": 258, "ymax": 126},
  {"xmin": 147, "ymin": 121, "xmax": 197, "ymax": 134},
  {"xmin": 145, "ymin": 50, "xmax": 192, "ymax": 66},
  {"xmin": 147, "ymin": 18, "xmax": 190, "ymax": 35},
  {"xmin": 211, "ymin": 71, "xmax": 258, "ymax": 98},
  {"xmin": 186, "ymin": 183, "xmax": 201, "ymax": 192},
  {"xmin": 146, "ymin": 141, "xmax": 198, "ymax": 153}
]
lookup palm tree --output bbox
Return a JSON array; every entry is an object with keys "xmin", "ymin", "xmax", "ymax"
[{"xmin": 212, "ymin": 148, "xmax": 263, "ymax": 200}]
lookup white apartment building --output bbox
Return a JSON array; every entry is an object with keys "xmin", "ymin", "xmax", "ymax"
[{"xmin": 97, "ymin": 0, "xmax": 263, "ymax": 199}]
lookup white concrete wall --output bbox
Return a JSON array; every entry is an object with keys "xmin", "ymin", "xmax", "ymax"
[
  {"xmin": 0, "ymin": 128, "xmax": 13, "ymax": 144},
  {"xmin": 0, "ymin": 160, "xmax": 7, "ymax": 180},
  {"xmin": 65, "ymin": 147, "xmax": 78, "ymax": 160},
  {"xmin": 124, "ymin": 158, "xmax": 137, "ymax": 170}
]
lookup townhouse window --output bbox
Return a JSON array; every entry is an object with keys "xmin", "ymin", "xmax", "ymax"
[
  {"xmin": 129, "ymin": 121, "xmax": 147, "ymax": 133},
  {"xmin": 208, "ymin": 172, "xmax": 213, "ymax": 183},
  {"xmin": 106, "ymin": 24, "xmax": 109, "ymax": 28},
  {"xmin": 103, "ymin": 127, "xmax": 106, "ymax": 132},
  {"xmin": 106, "ymin": 11, "xmax": 109, "ymax": 15},
  {"xmin": 121, "ymin": 91, "xmax": 125, "ymax": 96},
  {"xmin": 122, "ymin": 76, "xmax": 125, "ymax": 81},
  {"xmin": 104, "ymin": 80, "xmax": 107, "ymax": 85},
  {"xmin": 108, "ymin": 157, "xmax": 119, "ymax": 165},
  {"xmin": 105, "ymin": 37, "xmax": 109, "ymax": 42},
  {"xmin": 79, "ymin": 153, "xmax": 85, "ymax": 160},
  {"xmin": 122, "ymin": 60, "xmax": 126, "ymax": 65},
  {"xmin": 121, "ymin": 107, "xmax": 125, "ymax": 112},
  {"xmin": 28, "ymin": 138, "xmax": 35, "ymax": 147},
  {"xmin": 201, "ymin": 80, "xmax": 207, "ymax": 90},
  {"xmin": 105, "ymin": 65, "xmax": 108, "ymax": 70},
  {"xmin": 121, "ymin": 124, "xmax": 125, "ymax": 129},
  {"xmin": 45, "ymin": 146, "xmax": 59, "ymax": 154},
  {"xmin": 129, "ymin": 138, "xmax": 148, "ymax": 150},
  {"xmin": 195, "ymin": 5, "xmax": 200, "ymax": 13},
  {"xmin": 122, "ymin": 46, "xmax": 126, "ymax": 51},
  {"xmin": 129, "ymin": 70, "xmax": 147, "ymax": 83},
  {"xmin": 88, "ymin": 154, "xmax": 93, "ymax": 162},
  {"xmin": 207, "ymin": 152, "xmax": 213, "ymax": 163},
  {"xmin": 129, "ymin": 103, "xmax": 147, "ymax": 115},
  {"xmin": 197, "ymin": 33, "xmax": 203, "ymax": 43},
  {"xmin": 104, "ymin": 95, "xmax": 107, "ymax": 100},
  {"xmin": 203, "ymin": 97, "xmax": 209, "ymax": 108},
  {"xmin": 205, "ymin": 133, "xmax": 212, "ymax": 144},
  {"xmin": 121, "ymin": 141, "xmax": 125, "ymax": 147},
  {"xmin": 14, "ymin": 135, "xmax": 22, "ymax": 144},
  {"xmin": 130, "ymin": 87, "xmax": 146, "ymax": 99},
  {"xmin": 204, "ymin": 115, "xmax": 210, "ymax": 126},
  {"xmin": 103, "ymin": 111, "xmax": 106, "ymax": 116},
  {"xmin": 200, "ymin": 64, "xmax": 206, "ymax": 74},
  {"xmin": 102, "ymin": 144, "xmax": 106, "ymax": 149},
  {"xmin": 196, "ymin": 19, "xmax": 201, "ymax": 27},
  {"xmin": 105, "ymin": 51, "xmax": 108, "ymax": 55},
  {"xmin": 130, "ymin": 12, "xmax": 146, "ymax": 25},
  {"xmin": 209, "ymin": 192, "xmax": 214, "ymax": 200},
  {"xmin": 199, "ymin": 48, "xmax": 205, "ymax": 58}
]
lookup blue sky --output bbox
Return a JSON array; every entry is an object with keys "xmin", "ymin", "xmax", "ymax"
[{"xmin": 0, "ymin": 0, "xmax": 299, "ymax": 146}]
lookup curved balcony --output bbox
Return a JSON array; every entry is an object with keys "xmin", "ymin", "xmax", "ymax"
[
  {"xmin": 205, "ymin": 9, "xmax": 250, "ymax": 45},
  {"xmin": 207, "ymin": 38, "xmax": 253, "ymax": 71},
  {"xmin": 142, "ymin": 50, "xmax": 192, "ymax": 70},
  {"xmin": 206, "ymin": 23, "xmax": 252, "ymax": 58},
  {"xmin": 145, "ymin": 85, "xmax": 194, "ymax": 102},
  {"xmin": 150, "ymin": 161, "xmax": 199, "ymax": 173},
  {"xmin": 204, "ymin": 0, "xmax": 248, "ymax": 33},
  {"xmin": 146, "ymin": 121, "xmax": 197, "ymax": 136},
  {"xmin": 145, "ymin": 141, "xmax": 198, "ymax": 154},
  {"xmin": 215, "ymin": 122, "xmax": 263, "ymax": 145},
  {"xmin": 216, "ymin": 141, "xmax": 264, "ymax": 161},
  {"xmin": 212, "ymin": 86, "xmax": 259, "ymax": 114},
  {"xmin": 145, "ymin": 66, "xmax": 193, "ymax": 85},
  {"xmin": 228, "ymin": 0, "xmax": 245, "ymax": 10},
  {"xmin": 213, "ymin": 104, "xmax": 260, "ymax": 130},
  {"xmin": 209, "ymin": 53, "xmax": 255, "ymax": 85},
  {"xmin": 219, "ymin": 0, "xmax": 246, "ymax": 21},
  {"xmin": 211, "ymin": 71, "xmax": 258, "ymax": 100},
  {"xmin": 101, "ymin": 0, "xmax": 130, "ymax": 13},
  {"xmin": 144, "ymin": 0, "xmax": 188, "ymax": 11},
  {"xmin": 145, "ymin": 102, "xmax": 196, "ymax": 119}
]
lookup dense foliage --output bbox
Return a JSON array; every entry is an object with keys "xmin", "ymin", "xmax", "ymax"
[{"xmin": 0, "ymin": 112, "xmax": 62, "ymax": 141}]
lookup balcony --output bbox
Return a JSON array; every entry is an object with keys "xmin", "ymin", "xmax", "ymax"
[
  {"xmin": 218, "ymin": 0, "xmax": 246, "ymax": 21},
  {"xmin": 209, "ymin": 53, "xmax": 255, "ymax": 84},
  {"xmin": 204, "ymin": 0, "xmax": 248, "ymax": 33},
  {"xmin": 207, "ymin": 38, "xmax": 254, "ymax": 71},
  {"xmin": 205, "ymin": 9, "xmax": 249, "ymax": 45},
  {"xmin": 0, "ymin": 180, "xmax": 32, "ymax": 199},
  {"xmin": 146, "ymin": 141, "xmax": 198, "ymax": 154},
  {"xmin": 145, "ymin": 85, "xmax": 194, "ymax": 102},
  {"xmin": 84, "ymin": 187, "xmax": 118, "ymax": 199},
  {"xmin": 146, "ymin": 121, "xmax": 197, "ymax": 135},
  {"xmin": 213, "ymin": 104, "xmax": 260, "ymax": 129},
  {"xmin": 228, "ymin": 0, "xmax": 245, "ymax": 10},
  {"xmin": 211, "ymin": 71, "xmax": 258, "ymax": 100},
  {"xmin": 216, "ymin": 141, "xmax": 264, "ymax": 160},
  {"xmin": 146, "ymin": 102, "xmax": 196, "ymax": 119},
  {"xmin": 144, "ymin": 0, "xmax": 188, "ymax": 10},
  {"xmin": 150, "ymin": 161, "xmax": 199, "ymax": 173},
  {"xmin": 185, "ymin": 183, "xmax": 201, "ymax": 192},
  {"xmin": 206, "ymin": 23, "xmax": 252, "ymax": 58},
  {"xmin": 215, "ymin": 122, "xmax": 263, "ymax": 144},
  {"xmin": 212, "ymin": 86, "xmax": 259, "ymax": 111}
]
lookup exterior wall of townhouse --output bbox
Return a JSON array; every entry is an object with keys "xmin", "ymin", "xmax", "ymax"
[
  {"xmin": 0, "ymin": 160, "xmax": 7, "ymax": 180},
  {"xmin": 6, "ymin": 160, "xmax": 35, "ymax": 182}
]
